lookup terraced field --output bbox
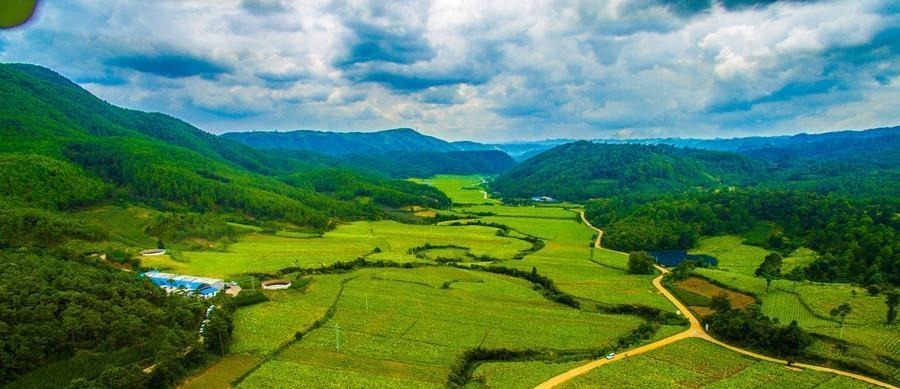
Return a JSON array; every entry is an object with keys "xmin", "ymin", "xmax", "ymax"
[{"xmin": 560, "ymin": 338, "xmax": 872, "ymax": 389}]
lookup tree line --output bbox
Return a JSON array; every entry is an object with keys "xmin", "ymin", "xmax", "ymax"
[{"xmin": 587, "ymin": 189, "xmax": 899, "ymax": 285}]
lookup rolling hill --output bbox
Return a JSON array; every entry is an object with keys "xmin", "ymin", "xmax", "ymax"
[{"xmin": 491, "ymin": 141, "xmax": 763, "ymax": 201}]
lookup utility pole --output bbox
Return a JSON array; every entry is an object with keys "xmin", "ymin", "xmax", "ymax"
[{"xmin": 335, "ymin": 324, "xmax": 341, "ymax": 351}]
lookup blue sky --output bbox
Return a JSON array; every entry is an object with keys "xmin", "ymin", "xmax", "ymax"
[{"xmin": 1, "ymin": 0, "xmax": 897, "ymax": 142}]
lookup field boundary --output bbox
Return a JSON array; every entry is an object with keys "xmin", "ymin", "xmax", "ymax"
[{"xmin": 230, "ymin": 276, "xmax": 356, "ymax": 387}]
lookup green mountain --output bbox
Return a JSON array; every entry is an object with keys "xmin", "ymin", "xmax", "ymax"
[
  {"xmin": 0, "ymin": 63, "xmax": 450, "ymax": 231},
  {"xmin": 221, "ymin": 128, "xmax": 517, "ymax": 177},
  {"xmin": 491, "ymin": 141, "xmax": 762, "ymax": 201},
  {"xmin": 221, "ymin": 127, "xmax": 460, "ymax": 155}
]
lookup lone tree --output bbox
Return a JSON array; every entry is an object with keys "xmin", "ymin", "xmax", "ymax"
[
  {"xmin": 886, "ymin": 290, "xmax": 899, "ymax": 324},
  {"xmin": 829, "ymin": 303, "xmax": 852, "ymax": 339},
  {"xmin": 755, "ymin": 253, "xmax": 783, "ymax": 293},
  {"xmin": 627, "ymin": 251, "xmax": 656, "ymax": 275}
]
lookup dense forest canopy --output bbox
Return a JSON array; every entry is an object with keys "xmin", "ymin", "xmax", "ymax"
[{"xmin": 0, "ymin": 252, "xmax": 210, "ymax": 387}]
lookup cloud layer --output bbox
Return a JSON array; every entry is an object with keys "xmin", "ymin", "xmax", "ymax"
[{"xmin": 1, "ymin": 0, "xmax": 897, "ymax": 141}]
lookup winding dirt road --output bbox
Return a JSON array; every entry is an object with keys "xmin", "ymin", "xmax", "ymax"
[{"xmin": 535, "ymin": 215, "xmax": 898, "ymax": 389}]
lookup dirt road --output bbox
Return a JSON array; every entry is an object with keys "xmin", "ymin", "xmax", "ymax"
[
  {"xmin": 534, "ymin": 217, "xmax": 898, "ymax": 389},
  {"xmin": 579, "ymin": 211, "xmax": 602, "ymax": 248}
]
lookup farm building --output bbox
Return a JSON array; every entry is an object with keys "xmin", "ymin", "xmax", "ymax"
[
  {"xmin": 142, "ymin": 271, "xmax": 225, "ymax": 298},
  {"xmin": 531, "ymin": 196, "xmax": 556, "ymax": 202}
]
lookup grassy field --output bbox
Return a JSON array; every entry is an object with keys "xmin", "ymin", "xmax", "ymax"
[
  {"xmin": 409, "ymin": 175, "xmax": 494, "ymax": 205},
  {"xmin": 689, "ymin": 235, "xmax": 772, "ymax": 276},
  {"xmin": 178, "ymin": 355, "xmax": 262, "ymax": 389},
  {"xmin": 230, "ymin": 274, "xmax": 350, "ymax": 354},
  {"xmin": 70, "ymin": 205, "xmax": 162, "ymax": 249},
  {"xmin": 560, "ymin": 338, "xmax": 871, "ymax": 389},
  {"xmin": 461, "ymin": 204, "xmax": 579, "ymax": 219},
  {"xmin": 141, "ymin": 221, "xmax": 531, "ymax": 279},
  {"xmin": 456, "ymin": 204, "xmax": 673, "ymax": 311},
  {"xmin": 238, "ymin": 266, "xmax": 644, "ymax": 387},
  {"xmin": 239, "ymin": 360, "xmax": 436, "ymax": 389}
]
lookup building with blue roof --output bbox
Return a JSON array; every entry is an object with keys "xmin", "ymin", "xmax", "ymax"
[{"xmin": 142, "ymin": 271, "xmax": 225, "ymax": 298}]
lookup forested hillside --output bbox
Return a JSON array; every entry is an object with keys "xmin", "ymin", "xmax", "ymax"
[
  {"xmin": 491, "ymin": 141, "xmax": 762, "ymax": 200},
  {"xmin": 0, "ymin": 63, "xmax": 450, "ymax": 229}
]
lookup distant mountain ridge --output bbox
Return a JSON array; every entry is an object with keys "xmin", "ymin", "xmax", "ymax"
[
  {"xmin": 221, "ymin": 128, "xmax": 460, "ymax": 156},
  {"xmin": 221, "ymin": 128, "xmax": 518, "ymax": 177}
]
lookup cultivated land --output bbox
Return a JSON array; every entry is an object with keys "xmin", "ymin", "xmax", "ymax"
[
  {"xmin": 141, "ymin": 220, "xmax": 532, "ymax": 279},
  {"xmin": 173, "ymin": 175, "xmax": 895, "ymax": 388},
  {"xmin": 690, "ymin": 236, "xmax": 900, "ymax": 383},
  {"xmin": 559, "ymin": 338, "xmax": 873, "ymax": 389},
  {"xmin": 236, "ymin": 267, "xmax": 643, "ymax": 387},
  {"xmin": 410, "ymin": 175, "xmax": 497, "ymax": 205}
]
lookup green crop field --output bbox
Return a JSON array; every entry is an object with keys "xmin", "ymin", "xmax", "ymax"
[
  {"xmin": 460, "ymin": 204, "xmax": 578, "ymax": 219},
  {"xmin": 409, "ymin": 175, "xmax": 494, "ymax": 205},
  {"xmin": 230, "ymin": 274, "xmax": 350, "ymax": 354},
  {"xmin": 459, "ymin": 206, "xmax": 673, "ymax": 311},
  {"xmin": 689, "ymin": 235, "xmax": 773, "ymax": 276},
  {"xmin": 468, "ymin": 360, "xmax": 585, "ymax": 388},
  {"xmin": 178, "ymin": 355, "xmax": 262, "ymax": 389},
  {"xmin": 236, "ymin": 266, "xmax": 643, "ymax": 387},
  {"xmin": 239, "ymin": 360, "xmax": 436, "ymax": 389},
  {"xmin": 141, "ymin": 220, "xmax": 531, "ymax": 279},
  {"xmin": 560, "ymin": 338, "xmax": 870, "ymax": 389}
]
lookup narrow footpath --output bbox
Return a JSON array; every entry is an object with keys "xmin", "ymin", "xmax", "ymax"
[{"xmin": 535, "ymin": 215, "xmax": 898, "ymax": 389}]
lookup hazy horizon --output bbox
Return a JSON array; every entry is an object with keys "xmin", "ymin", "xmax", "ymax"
[{"xmin": 1, "ymin": 0, "xmax": 898, "ymax": 142}]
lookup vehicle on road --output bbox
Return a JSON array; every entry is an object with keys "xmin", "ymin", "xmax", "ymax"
[{"xmin": 605, "ymin": 352, "xmax": 615, "ymax": 360}]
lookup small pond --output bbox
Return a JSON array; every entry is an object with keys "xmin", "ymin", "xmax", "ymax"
[{"xmin": 650, "ymin": 251, "xmax": 717, "ymax": 267}]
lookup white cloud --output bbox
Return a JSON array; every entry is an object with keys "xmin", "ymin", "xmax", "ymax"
[{"xmin": 0, "ymin": 0, "xmax": 897, "ymax": 141}]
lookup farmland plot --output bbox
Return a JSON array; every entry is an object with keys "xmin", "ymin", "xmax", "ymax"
[
  {"xmin": 561, "ymin": 338, "xmax": 869, "ymax": 389},
  {"xmin": 142, "ymin": 220, "xmax": 530, "ymax": 278},
  {"xmin": 241, "ymin": 267, "xmax": 643, "ymax": 387}
]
